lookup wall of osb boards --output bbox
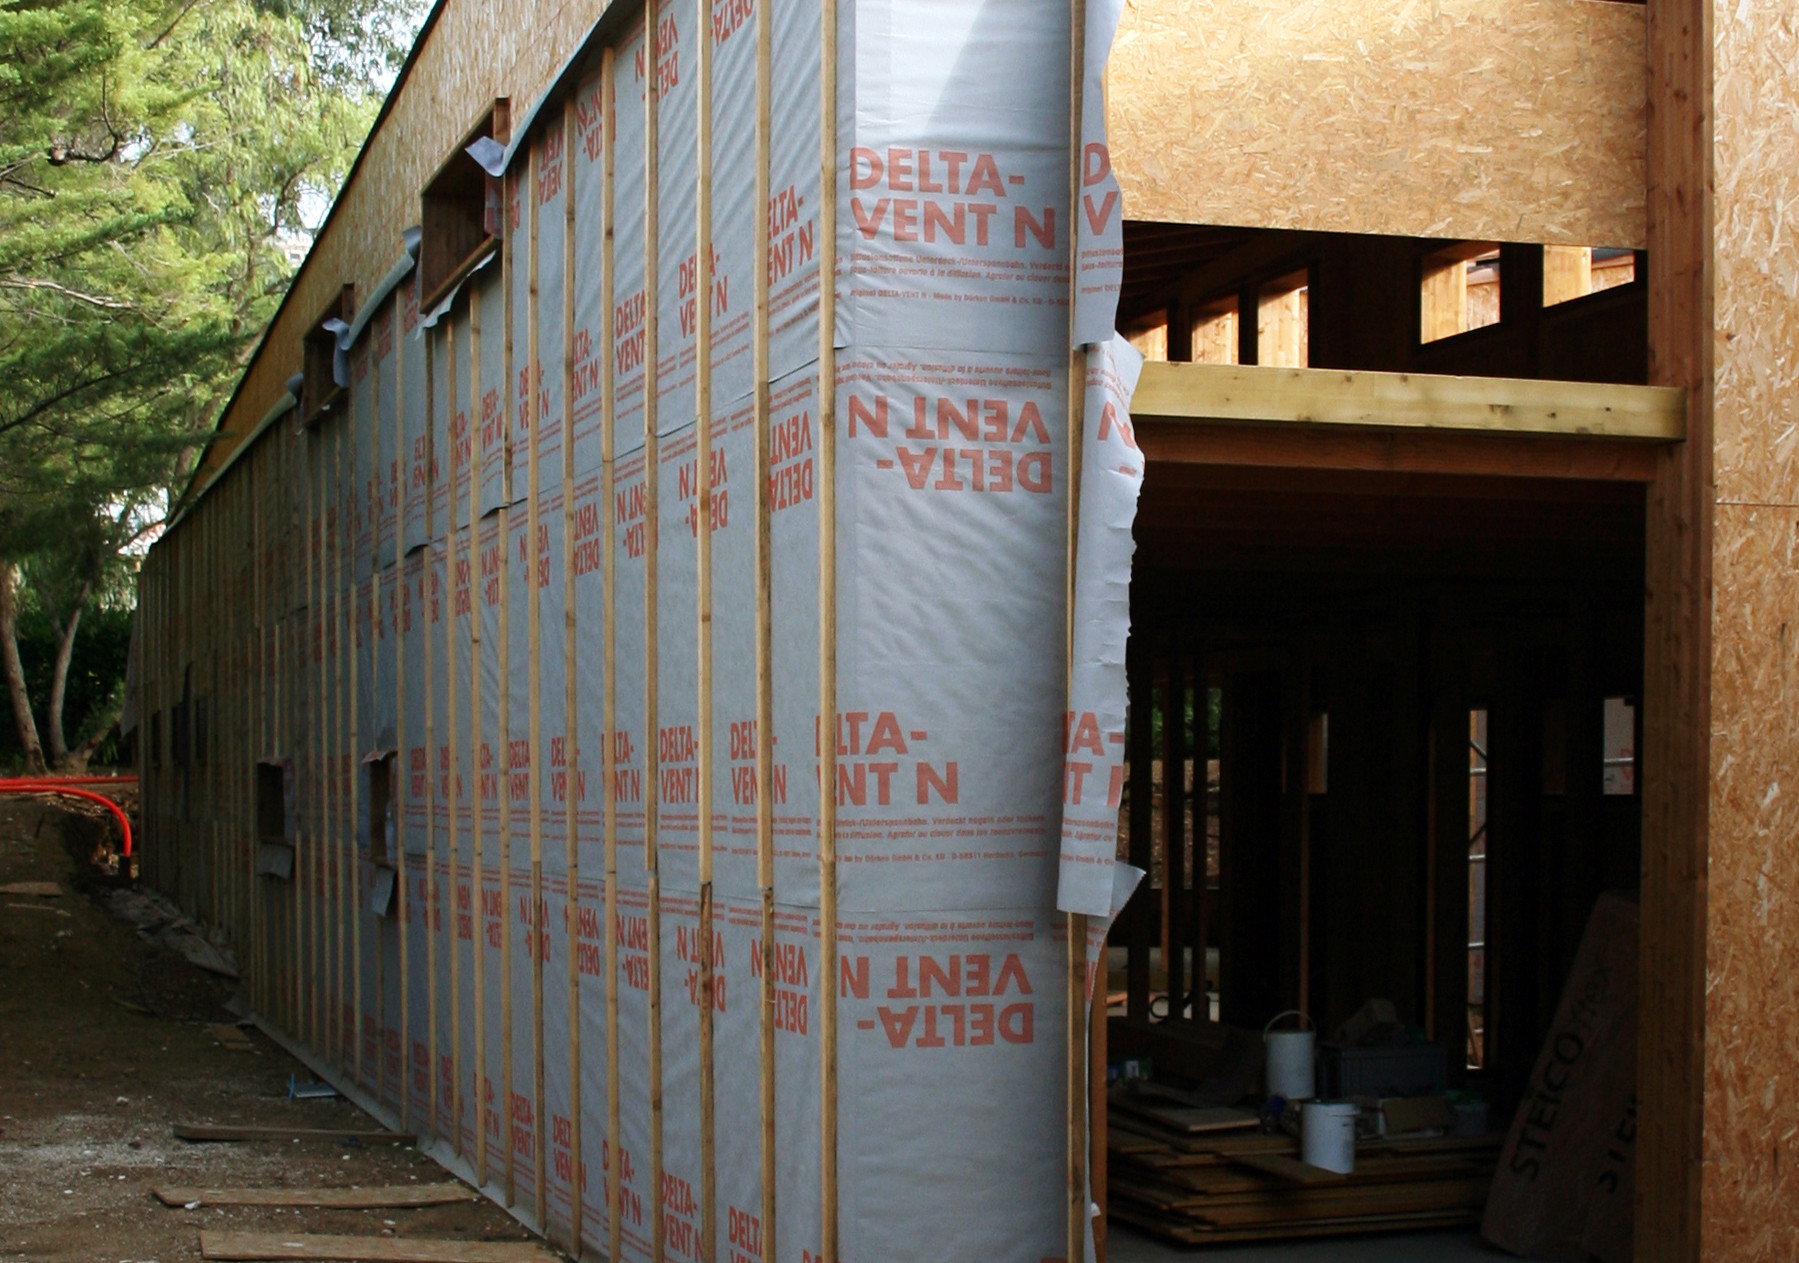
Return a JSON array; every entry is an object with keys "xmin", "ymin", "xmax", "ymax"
[
  {"xmin": 1704, "ymin": 0, "xmax": 1799, "ymax": 1256},
  {"xmin": 1106, "ymin": 0, "xmax": 1648, "ymax": 249}
]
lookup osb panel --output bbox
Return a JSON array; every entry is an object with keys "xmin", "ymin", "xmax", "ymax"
[
  {"xmin": 1712, "ymin": 1, "xmax": 1799, "ymax": 508},
  {"xmin": 1703, "ymin": 502, "xmax": 1799, "ymax": 1262},
  {"xmin": 1108, "ymin": 0, "xmax": 1647, "ymax": 248},
  {"xmin": 190, "ymin": 0, "xmax": 622, "ymax": 494}
]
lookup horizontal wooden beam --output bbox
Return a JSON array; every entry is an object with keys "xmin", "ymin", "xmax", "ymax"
[
  {"xmin": 1133, "ymin": 361, "xmax": 1685, "ymax": 443},
  {"xmin": 1136, "ymin": 420, "xmax": 1664, "ymax": 483}
]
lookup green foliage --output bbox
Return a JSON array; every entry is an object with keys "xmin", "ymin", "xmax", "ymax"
[
  {"xmin": 0, "ymin": 0, "xmax": 406, "ymax": 764},
  {"xmin": 0, "ymin": 595, "xmax": 132, "ymax": 771}
]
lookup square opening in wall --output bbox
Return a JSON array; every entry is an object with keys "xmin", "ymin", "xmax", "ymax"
[{"xmin": 419, "ymin": 98, "xmax": 511, "ymax": 314}]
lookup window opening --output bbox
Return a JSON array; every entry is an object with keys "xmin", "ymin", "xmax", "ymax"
[
  {"xmin": 1602, "ymin": 696, "xmax": 1637, "ymax": 796},
  {"xmin": 302, "ymin": 285, "xmax": 355, "ymax": 427},
  {"xmin": 1468, "ymin": 708, "xmax": 1490, "ymax": 1070},
  {"xmin": 419, "ymin": 99, "xmax": 511, "ymax": 313},
  {"xmin": 1191, "ymin": 298, "xmax": 1239, "ymax": 365},
  {"xmin": 256, "ymin": 761, "xmax": 294, "ymax": 880},
  {"xmin": 1257, "ymin": 270, "xmax": 1309, "ymax": 367},
  {"xmin": 1543, "ymin": 245, "xmax": 1638, "ymax": 307},
  {"xmin": 1126, "ymin": 312, "xmax": 1169, "ymax": 362},
  {"xmin": 1421, "ymin": 243, "xmax": 1500, "ymax": 343},
  {"xmin": 368, "ymin": 753, "xmax": 397, "ymax": 863}
]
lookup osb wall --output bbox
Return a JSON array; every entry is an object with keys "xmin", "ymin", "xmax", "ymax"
[
  {"xmin": 187, "ymin": 0, "xmax": 623, "ymax": 493},
  {"xmin": 1704, "ymin": 1, "xmax": 1799, "ymax": 1257},
  {"xmin": 1108, "ymin": 0, "xmax": 1647, "ymax": 249}
]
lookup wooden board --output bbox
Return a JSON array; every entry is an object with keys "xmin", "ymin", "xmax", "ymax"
[
  {"xmin": 1133, "ymin": 362, "xmax": 1685, "ymax": 443},
  {"xmin": 173, "ymin": 1124, "xmax": 416, "ymax": 1145},
  {"xmin": 1228, "ymin": 1153, "xmax": 1348, "ymax": 1185},
  {"xmin": 1109, "ymin": 1097, "xmax": 1260, "ymax": 1135},
  {"xmin": 156, "ymin": 1184, "xmax": 472, "ymax": 1209},
  {"xmin": 199, "ymin": 1232, "xmax": 559, "ymax": 1262},
  {"xmin": 1108, "ymin": 0, "xmax": 1646, "ymax": 250},
  {"xmin": 0, "ymin": 881, "xmax": 63, "ymax": 896}
]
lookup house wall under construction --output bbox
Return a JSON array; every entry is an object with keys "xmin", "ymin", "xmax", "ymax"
[{"xmin": 134, "ymin": 0, "xmax": 1792, "ymax": 1259}]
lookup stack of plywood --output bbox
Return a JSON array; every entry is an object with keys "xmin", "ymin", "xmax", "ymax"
[{"xmin": 1108, "ymin": 1112, "xmax": 1498, "ymax": 1246}]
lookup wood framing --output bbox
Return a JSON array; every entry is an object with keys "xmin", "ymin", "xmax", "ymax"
[
  {"xmin": 1639, "ymin": 0, "xmax": 1712, "ymax": 1258},
  {"xmin": 1131, "ymin": 362, "xmax": 1686, "ymax": 443}
]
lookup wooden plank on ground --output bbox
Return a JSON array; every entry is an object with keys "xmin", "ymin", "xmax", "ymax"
[
  {"xmin": 174, "ymin": 1124, "xmax": 415, "ymax": 1145},
  {"xmin": 199, "ymin": 1232, "xmax": 559, "ymax": 1262},
  {"xmin": 156, "ymin": 1183, "xmax": 471, "ymax": 1209},
  {"xmin": 0, "ymin": 881, "xmax": 63, "ymax": 896}
]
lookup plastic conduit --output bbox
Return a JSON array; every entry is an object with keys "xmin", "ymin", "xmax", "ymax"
[{"xmin": 0, "ymin": 779, "xmax": 133, "ymax": 858}]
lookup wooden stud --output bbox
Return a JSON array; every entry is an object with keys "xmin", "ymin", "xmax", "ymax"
[
  {"xmin": 470, "ymin": 273, "xmax": 490, "ymax": 1187},
  {"xmin": 526, "ymin": 134, "xmax": 549, "ymax": 1231},
  {"xmin": 694, "ymin": 3, "xmax": 718, "ymax": 1259},
  {"xmin": 751, "ymin": 0, "xmax": 776, "ymax": 1254},
  {"xmin": 561, "ymin": 94, "xmax": 584, "ymax": 1253},
  {"xmin": 599, "ymin": 44, "xmax": 623, "ymax": 1263},
  {"xmin": 644, "ymin": 7, "xmax": 667, "ymax": 1260},
  {"xmin": 1639, "ymin": 0, "xmax": 1712, "ymax": 1256},
  {"xmin": 816, "ymin": 0, "xmax": 839, "ymax": 1256}
]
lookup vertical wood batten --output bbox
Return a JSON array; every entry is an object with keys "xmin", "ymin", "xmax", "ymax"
[
  {"xmin": 470, "ymin": 277, "xmax": 490, "ymax": 1187},
  {"xmin": 395, "ymin": 287, "xmax": 413, "ymax": 1136},
  {"xmin": 694, "ymin": 0, "xmax": 719, "ymax": 1257},
  {"xmin": 816, "ymin": 0, "xmax": 839, "ymax": 1256},
  {"xmin": 1066, "ymin": 6, "xmax": 1089, "ymax": 1258},
  {"xmin": 644, "ymin": 6, "xmax": 667, "ymax": 1258},
  {"xmin": 599, "ymin": 43, "xmax": 624, "ymax": 1263},
  {"xmin": 527, "ymin": 135, "xmax": 550, "ymax": 1230},
  {"xmin": 751, "ymin": 0, "xmax": 776, "ymax": 1253},
  {"xmin": 1640, "ymin": 0, "xmax": 1712, "ymax": 1258},
  {"xmin": 560, "ymin": 93, "xmax": 584, "ymax": 1253},
  {"xmin": 446, "ymin": 313, "xmax": 466, "ymax": 1159}
]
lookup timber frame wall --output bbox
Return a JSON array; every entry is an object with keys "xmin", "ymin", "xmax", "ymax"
[{"xmin": 138, "ymin": 0, "xmax": 1791, "ymax": 1258}]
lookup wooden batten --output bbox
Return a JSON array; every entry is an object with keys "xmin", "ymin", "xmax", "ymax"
[
  {"xmin": 423, "ymin": 327, "xmax": 442, "ymax": 1145},
  {"xmin": 393, "ymin": 285, "xmax": 412, "ymax": 1136},
  {"xmin": 598, "ymin": 43, "xmax": 624, "ymax": 1263},
  {"xmin": 1109, "ymin": 0, "xmax": 1647, "ymax": 250},
  {"xmin": 469, "ymin": 273, "xmax": 489, "ymax": 1188},
  {"xmin": 444, "ymin": 312, "xmax": 465, "ymax": 1160},
  {"xmin": 499, "ymin": 156, "xmax": 519, "ymax": 1211},
  {"xmin": 751, "ymin": 0, "xmax": 777, "ymax": 1255},
  {"xmin": 559, "ymin": 94, "xmax": 583, "ymax": 1253},
  {"xmin": 525, "ymin": 135, "xmax": 549, "ymax": 1230},
  {"xmin": 643, "ymin": 6, "xmax": 667, "ymax": 1261},
  {"xmin": 694, "ymin": 5, "xmax": 719, "ymax": 1259},
  {"xmin": 816, "ymin": 0, "xmax": 840, "ymax": 1257}
]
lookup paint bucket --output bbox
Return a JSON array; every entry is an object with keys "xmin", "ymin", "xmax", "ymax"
[
  {"xmin": 1263, "ymin": 1010, "xmax": 1316, "ymax": 1101},
  {"xmin": 1301, "ymin": 1101, "xmax": 1359, "ymax": 1174}
]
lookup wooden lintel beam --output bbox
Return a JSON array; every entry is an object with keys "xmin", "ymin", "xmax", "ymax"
[
  {"xmin": 1133, "ymin": 361, "xmax": 1685, "ymax": 443},
  {"xmin": 1137, "ymin": 419, "xmax": 1663, "ymax": 483}
]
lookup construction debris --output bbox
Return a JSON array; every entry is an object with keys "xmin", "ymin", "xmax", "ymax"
[{"xmin": 198, "ymin": 1232, "xmax": 562, "ymax": 1262}]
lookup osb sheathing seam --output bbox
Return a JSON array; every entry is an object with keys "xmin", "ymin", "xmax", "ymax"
[
  {"xmin": 191, "ymin": 0, "xmax": 622, "ymax": 492},
  {"xmin": 1702, "ymin": 503, "xmax": 1799, "ymax": 1261},
  {"xmin": 1705, "ymin": 2, "xmax": 1799, "ymax": 1256},
  {"xmin": 1107, "ymin": 0, "xmax": 1647, "ymax": 249}
]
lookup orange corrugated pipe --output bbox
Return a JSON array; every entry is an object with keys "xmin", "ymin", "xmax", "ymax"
[{"xmin": 0, "ymin": 777, "xmax": 134, "ymax": 858}]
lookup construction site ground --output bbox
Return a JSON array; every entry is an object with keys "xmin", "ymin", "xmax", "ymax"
[{"xmin": 0, "ymin": 792, "xmax": 541, "ymax": 1262}]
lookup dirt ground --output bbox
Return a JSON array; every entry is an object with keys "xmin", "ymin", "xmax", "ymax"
[{"xmin": 0, "ymin": 793, "xmax": 548, "ymax": 1262}]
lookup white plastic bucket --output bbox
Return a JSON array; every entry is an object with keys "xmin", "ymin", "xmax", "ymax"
[
  {"xmin": 1301, "ymin": 1101, "xmax": 1358, "ymax": 1174},
  {"xmin": 1263, "ymin": 1010, "xmax": 1316, "ymax": 1101}
]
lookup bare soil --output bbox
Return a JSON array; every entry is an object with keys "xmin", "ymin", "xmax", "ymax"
[{"xmin": 0, "ymin": 793, "xmax": 545, "ymax": 1262}]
